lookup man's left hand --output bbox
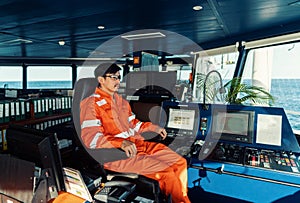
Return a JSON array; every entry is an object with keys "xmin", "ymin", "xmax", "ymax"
[{"xmin": 157, "ymin": 128, "xmax": 167, "ymax": 140}]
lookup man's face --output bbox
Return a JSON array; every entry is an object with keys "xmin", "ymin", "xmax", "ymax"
[{"xmin": 99, "ymin": 71, "xmax": 121, "ymax": 95}]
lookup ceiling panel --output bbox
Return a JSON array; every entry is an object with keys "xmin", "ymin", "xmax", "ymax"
[{"xmin": 0, "ymin": 0, "xmax": 300, "ymax": 58}]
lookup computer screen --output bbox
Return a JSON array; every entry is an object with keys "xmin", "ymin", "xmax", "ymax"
[
  {"xmin": 167, "ymin": 108, "xmax": 195, "ymax": 131},
  {"xmin": 151, "ymin": 71, "xmax": 176, "ymax": 96},
  {"xmin": 126, "ymin": 72, "xmax": 148, "ymax": 92},
  {"xmin": 160, "ymin": 102, "xmax": 199, "ymax": 156},
  {"xmin": 125, "ymin": 71, "xmax": 177, "ymax": 98},
  {"xmin": 211, "ymin": 109, "xmax": 254, "ymax": 143},
  {"xmin": 6, "ymin": 124, "xmax": 65, "ymax": 192},
  {"xmin": 130, "ymin": 101, "xmax": 161, "ymax": 124},
  {"xmin": 6, "ymin": 125, "xmax": 48, "ymax": 165}
]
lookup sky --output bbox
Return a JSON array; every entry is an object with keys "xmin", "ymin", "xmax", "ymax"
[
  {"xmin": 271, "ymin": 43, "xmax": 300, "ymax": 78},
  {"xmin": 0, "ymin": 66, "xmax": 72, "ymax": 81}
]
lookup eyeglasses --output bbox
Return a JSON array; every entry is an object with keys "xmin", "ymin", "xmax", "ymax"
[{"xmin": 104, "ymin": 74, "xmax": 121, "ymax": 81}]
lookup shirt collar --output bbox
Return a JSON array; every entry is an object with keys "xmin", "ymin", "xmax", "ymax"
[{"xmin": 96, "ymin": 87, "xmax": 119, "ymax": 101}]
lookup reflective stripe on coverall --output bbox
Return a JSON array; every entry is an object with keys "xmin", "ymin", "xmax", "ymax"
[{"xmin": 80, "ymin": 87, "xmax": 190, "ymax": 203}]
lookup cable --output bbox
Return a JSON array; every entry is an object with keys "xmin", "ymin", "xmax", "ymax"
[{"xmin": 202, "ymin": 70, "xmax": 225, "ymax": 110}]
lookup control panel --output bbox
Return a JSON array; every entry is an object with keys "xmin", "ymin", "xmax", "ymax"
[
  {"xmin": 163, "ymin": 128, "xmax": 195, "ymax": 156},
  {"xmin": 159, "ymin": 101, "xmax": 300, "ymax": 176},
  {"xmin": 157, "ymin": 101, "xmax": 300, "ymax": 202},
  {"xmin": 201, "ymin": 142, "xmax": 300, "ymax": 174}
]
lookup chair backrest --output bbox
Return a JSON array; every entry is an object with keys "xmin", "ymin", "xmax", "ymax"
[
  {"xmin": 72, "ymin": 77, "xmax": 98, "ymax": 138},
  {"xmin": 72, "ymin": 78, "xmax": 127, "ymax": 164}
]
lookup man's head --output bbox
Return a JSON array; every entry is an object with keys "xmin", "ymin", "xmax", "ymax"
[{"xmin": 94, "ymin": 62, "xmax": 121, "ymax": 95}]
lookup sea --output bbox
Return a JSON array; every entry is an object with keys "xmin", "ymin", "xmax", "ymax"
[
  {"xmin": 0, "ymin": 81, "xmax": 72, "ymax": 89},
  {"xmin": 1, "ymin": 79, "xmax": 300, "ymax": 130},
  {"xmin": 270, "ymin": 79, "xmax": 300, "ymax": 131}
]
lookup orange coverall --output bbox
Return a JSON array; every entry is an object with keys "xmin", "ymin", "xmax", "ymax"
[{"xmin": 80, "ymin": 87, "xmax": 190, "ymax": 203}]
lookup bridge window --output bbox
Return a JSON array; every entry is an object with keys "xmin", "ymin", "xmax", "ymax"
[
  {"xmin": 27, "ymin": 66, "xmax": 72, "ymax": 89},
  {"xmin": 77, "ymin": 65, "xmax": 98, "ymax": 80},
  {"xmin": 77, "ymin": 64, "xmax": 124, "ymax": 81},
  {"xmin": 0, "ymin": 66, "xmax": 22, "ymax": 89},
  {"xmin": 193, "ymin": 49, "xmax": 239, "ymax": 102},
  {"xmin": 243, "ymin": 42, "xmax": 300, "ymax": 131}
]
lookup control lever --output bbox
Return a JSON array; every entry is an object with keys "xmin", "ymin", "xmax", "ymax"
[
  {"xmin": 190, "ymin": 140, "xmax": 205, "ymax": 157},
  {"xmin": 198, "ymin": 141, "xmax": 217, "ymax": 160}
]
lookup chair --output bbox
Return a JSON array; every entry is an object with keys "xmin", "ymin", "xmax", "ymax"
[
  {"xmin": 72, "ymin": 77, "xmax": 165, "ymax": 202},
  {"xmin": 72, "ymin": 77, "xmax": 129, "ymax": 162}
]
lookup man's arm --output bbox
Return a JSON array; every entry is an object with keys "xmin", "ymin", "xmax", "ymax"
[{"xmin": 125, "ymin": 102, "xmax": 167, "ymax": 140}]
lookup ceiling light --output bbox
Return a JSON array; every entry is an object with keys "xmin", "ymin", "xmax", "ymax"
[
  {"xmin": 97, "ymin": 25, "xmax": 105, "ymax": 30},
  {"xmin": 58, "ymin": 40, "xmax": 65, "ymax": 46},
  {"xmin": 0, "ymin": 38, "xmax": 32, "ymax": 45},
  {"xmin": 121, "ymin": 32, "xmax": 166, "ymax": 40},
  {"xmin": 193, "ymin": 5, "xmax": 203, "ymax": 11},
  {"xmin": 166, "ymin": 54, "xmax": 191, "ymax": 58}
]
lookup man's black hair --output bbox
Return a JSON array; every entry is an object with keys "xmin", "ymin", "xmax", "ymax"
[{"xmin": 94, "ymin": 62, "xmax": 121, "ymax": 78}]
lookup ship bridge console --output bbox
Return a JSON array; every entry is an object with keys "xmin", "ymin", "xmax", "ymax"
[{"xmin": 160, "ymin": 101, "xmax": 300, "ymax": 202}]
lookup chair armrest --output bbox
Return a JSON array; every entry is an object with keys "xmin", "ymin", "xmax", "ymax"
[
  {"xmin": 142, "ymin": 132, "xmax": 162, "ymax": 142},
  {"xmin": 87, "ymin": 148, "xmax": 128, "ymax": 163}
]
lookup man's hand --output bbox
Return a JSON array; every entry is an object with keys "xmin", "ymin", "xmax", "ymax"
[
  {"xmin": 121, "ymin": 140, "xmax": 137, "ymax": 157},
  {"xmin": 157, "ymin": 127, "xmax": 167, "ymax": 140}
]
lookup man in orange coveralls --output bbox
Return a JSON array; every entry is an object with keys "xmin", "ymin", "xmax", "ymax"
[{"xmin": 80, "ymin": 62, "xmax": 191, "ymax": 203}]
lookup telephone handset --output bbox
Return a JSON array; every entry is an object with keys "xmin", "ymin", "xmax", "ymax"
[{"xmin": 94, "ymin": 180, "xmax": 136, "ymax": 202}]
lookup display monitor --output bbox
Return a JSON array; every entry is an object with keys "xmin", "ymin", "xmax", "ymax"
[
  {"xmin": 162, "ymin": 103, "xmax": 199, "ymax": 134},
  {"xmin": 151, "ymin": 71, "xmax": 176, "ymax": 96},
  {"xmin": 167, "ymin": 108, "xmax": 196, "ymax": 131},
  {"xmin": 6, "ymin": 124, "xmax": 65, "ymax": 192},
  {"xmin": 211, "ymin": 109, "xmax": 254, "ymax": 143},
  {"xmin": 160, "ymin": 102, "xmax": 199, "ymax": 156},
  {"xmin": 130, "ymin": 101, "xmax": 161, "ymax": 124},
  {"xmin": 125, "ymin": 71, "xmax": 148, "ymax": 94},
  {"xmin": 125, "ymin": 71, "xmax": 177, "ymax": 98}
]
